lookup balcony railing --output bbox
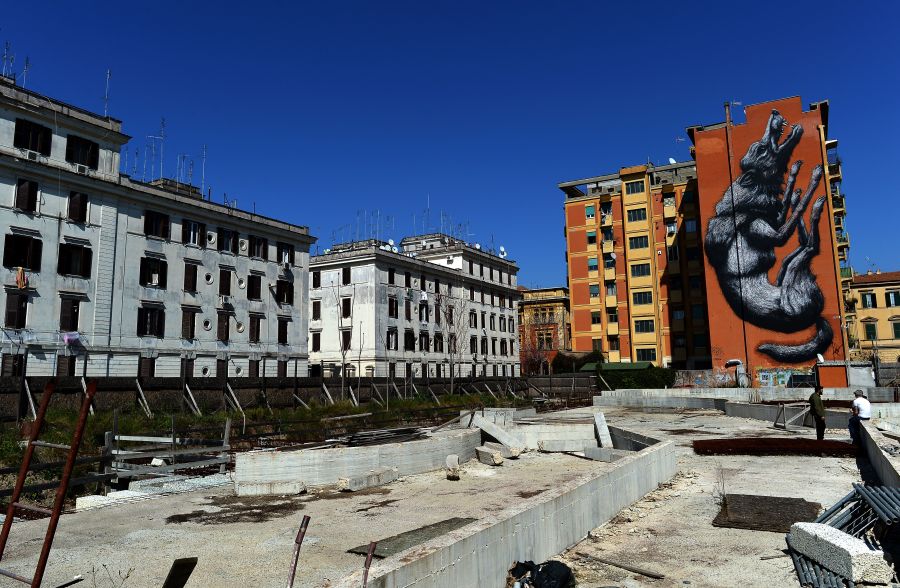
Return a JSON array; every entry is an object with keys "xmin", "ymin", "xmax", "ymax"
[
  {"xmin": 840, "ymin": 267, "xmax": 853, "ymax": 278},
  {"xmin": 832, "ymin": 195, "xmax": 845, "ymax": 210}
]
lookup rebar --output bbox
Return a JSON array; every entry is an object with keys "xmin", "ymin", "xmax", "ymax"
[{"xmin": 287, "ymin": 515, "xmax": 311, "ymax": 588}]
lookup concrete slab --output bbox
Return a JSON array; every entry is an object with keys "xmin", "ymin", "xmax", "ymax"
[
  {"xmin": 475, "ymin": 446, "xmax": 503, "ymax": 466},
  {"xmin": 583, "ymin": 447, "xmax": 631, "ymax": 462},
  {"xmin": 337, "ymin": 467, "xmax": 399, "ymax": 492},
  {"xmin": 471, "ymin": 415, "xmax": 524, "ymax": 451},
  {"xmin": 538, "ymin": 438, "xmax": 594, "ymax": 453},
  {"xmin": 484, "ymin": 441, "xmax": 521, "ymax": 459},
  {"xmin": 594, "ymin": 412, "xmax": 613, "ymax": 447},
  {"xmin": 789, "ymin": 522, "xmax": 893, "ymax": 584},
  {"xmin": 446, "ymin": 454, "xmax": 460, "ymax": 480}
]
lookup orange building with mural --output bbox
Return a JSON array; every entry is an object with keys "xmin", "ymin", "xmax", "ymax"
[{"xmin": 688, "ymin": 97, "xmax": 849, "ymax": 386}]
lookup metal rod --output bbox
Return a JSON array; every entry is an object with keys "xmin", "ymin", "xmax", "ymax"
[
  {"xmin": 855, "ymin": 484, "xmax": 896, "ymax": 524},
  {"xmin": 287, "ymin": 515, "xmax": 310, "ymax": 588},
  {"xmin": 362, "ymin": 541, "xmax": 377, "ymax": 588},
  {"xmin": 816, "ymin": 491, "xmax": 856, "ymax": 523}
]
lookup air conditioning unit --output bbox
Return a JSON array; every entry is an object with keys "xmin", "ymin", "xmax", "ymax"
[
  {"xmin": 219, "ymin": 295, "xmax": 232, "ymax": 305},
  {"xmin": 74, "ymin": 164, "xmax": 88, "ymax": 175},
  {"xmin": 239, "ymin": 239, "xmax": 248, "ymax": 252},
  {"xmin": 206, "ymin": 231, "xmax": 216, "ymax": 244},
  {"xmin": 24, "ymin": 150, "xmax": 39, "ymax": 162}
]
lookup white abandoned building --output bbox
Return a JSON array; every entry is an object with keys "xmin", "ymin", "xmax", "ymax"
[
  {"xmin": 308, "ymin": 234, "xmax": 520, "ymax": 379},
  {"xmin": 0, "ymin": 74, "xmax": 315, "ymax": 378}
]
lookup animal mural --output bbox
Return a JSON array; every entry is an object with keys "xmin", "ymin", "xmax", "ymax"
[{"xmin": 704, "ymin": 109, "xmax": 832, "ymax": 362}]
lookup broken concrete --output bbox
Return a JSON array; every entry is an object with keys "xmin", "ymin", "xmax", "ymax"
[
  {"xmin": 583, "ymin": 447, "xmax": 631, "ymax": 462},
  {"xmin": 337, "ymin": 467, "xmax": 399, "ymax": 492},
  {"xmin": 788, "ymin": 522, "xmax": 893, "ymax": 584},
  {"xmin": 471, "ymin": 415, "xmax": 524, "ymax": 452},
  {"xmin": 538, "ymin": 438, "xmax": 594, "ymax": 453},
  {"xmin": 475, "ymin": 446, "xmax": 504, "ymax": 466},
  {"xmin": 446, "ymin": 454, "xmax": 460, "ymax": 480},
  {"xmin": 594, "ymin": 412, "xmax": 613, "ymax": 447},
  {"xmin": 484, "ymin": 441, "xmax": 520, "ymax": 459}
]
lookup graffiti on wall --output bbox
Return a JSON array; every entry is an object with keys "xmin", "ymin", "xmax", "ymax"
[{"xmin": 705, "ymin": 110, "xmax": 833, "ymax": 363}]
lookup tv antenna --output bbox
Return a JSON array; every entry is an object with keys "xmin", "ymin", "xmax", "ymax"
[
  {"xmin": 103, "ymin": 69, "xmax": 111, "ymax": 117},
  {"xmin": 200, "ymin": 144, "xmax": 207, "ymax": 197},
  {"xmin": 1, "ymin": 42, "xmax": 13, "ymax": 78},
  {"xmin": 20, "ymin": 57, "xmax": 29, "ymax": 88}
]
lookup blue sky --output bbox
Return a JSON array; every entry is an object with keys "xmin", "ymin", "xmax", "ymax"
[{"xmin": 3, "ymin": 1, "xmax": 897, "ymax": 286}]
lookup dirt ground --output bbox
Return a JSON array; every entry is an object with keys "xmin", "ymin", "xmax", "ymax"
[{"xmin": 557, "ymin": 407, "xmax": 869, "ymax": 588}]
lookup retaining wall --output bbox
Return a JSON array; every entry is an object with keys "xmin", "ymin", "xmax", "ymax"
[
  {"xmin": 723, "ymin": 403, "xmax": 848, "ymax": 430},
  {"xmin": 333, "ymin": 432, "xmax": 676, "ymax": 588},
  {"xmin": 599, "ymin": 387, "xmax": 895, "ymax": 403},
  {"xmin": 234, "ymin": 428, "xmax": 481, "ymax": 495},
  {"xmin": 861, "ymin": 422, "xmax": 900, "ymax": 487}
]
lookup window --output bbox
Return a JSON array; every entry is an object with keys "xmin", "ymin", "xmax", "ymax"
[
  {"xmin": 608, "ymin": 336, "xmax": 620, "ymax": 351},
  {"xmin": 312, "ymin": 271, "xmax": 321, "ymax": 289},
  {"xmin": 388, "ymin": 268, "xmax": 395, "ymax": 285},
  {"xmin": 636, "ymin": 348, "xmax": 657, "ymax": 361},
  {"xmin": 278, "ymin": 318, "xmax": 289, "ymax": 345},
  {"xmin": 144, "ymin": 211, "xmax": 171, "ymax": 239},
  {"xmin": 139, "ymin": 357, "xmax": 156, "ymax": 379},
  {"xmin": 586, "ymin": 230, "xmax": 597, "ymax": 245},
  {"xmin": 893, "ymin": 322, "xmax": 900, "ymax": 340},
  {"xmin": 449, "ymin": 334, "xmax": 457, "ymax": 353},
  {"xmin": 15, "ymin": 179, "xmax": 38, "ymax": 213},
  {"xmin": 219, "ymin": 269, "xmax": 232, "ymax": 296},
  {"xmin": 137, "ymin": 306, "xmax": 165, "ymax": 337},
  {"xmin": 418, "ymin": 302, "xmax": 429, "ymax": 322},
  {"xmin": 481, "ymin": 337, "xmax": 488, "ymax": 355},
  {"xmin": 341, "ymin": 329, "xmax": 352, "ymax": 351},
  {"xmin": 447, "ymin": 306, "xmax": 454, "ymax": 326},
  {"xmin": 247, "ymin": 360, "xmax": 258, "ymax": 378},
  {"xmin": 631, "ymin": 263, "xmax": 651, "ymax": 277},
  {"xmin": 689, "ymin": 275, "xmax": 703, "ymax": 290},
  {"xmin": 672, "ymin": 308, "xmax": 685, "ymax": 320},
  {"xmin": 181, "ymin": 308, "xmax": 197, "ymax": 340},
  {"xmin": 2, "ymin": 354, "xmax": 25, "ymax": 376},
  {"xmin": 587, "ymin": 257, "xmax": 599, "ymax": 271},
  {"xmin": 434, "ymin": 334, "xmax": 444, "ymax": 353},
  {"xmin": 342, "ymin": 297, "xmax": 352, "ymax": 319},
  {"xmin": 634, "ymin": 319, "xmax": 655, "ymax": 333},
  {"xmin": 217, "ymin": 359, "xmax": 228, "ymax": 378},
  {"xmin": 589, "ymin": 284, "xmax": 600, "ymax": 298},
  {"xmin": 342, "ymin": 267, "xmax": 351, "ymax": 285},
  {"xmin": 60, "ymin": 298, "xmax": 80, "ymax": 331},
  {"xmin": 499, "ymin": 339, "xmax": 507, "ymax": 356},
  {"xmin": 3, "ymin": 235, "xmax": 42, "ymax": 271},
  {"xmin": 489, "ymin": 314, "xmax": 496, "ymax": 330},
  {"xmin": 184, "ymin": 263, "xmax": 198, "ymax": 292},
  {"xmin": 864, "ymin": 323, "xmax": 877, "ymax": 341},
  {"xmin": 181, "ymin": 220, "xmax": 207, "ymax": 247},
  {"xmin": 405, "ymin": 272, "xmax": 411, "ymax": 287},
  {"xmin": 625, "ymin": 180, "xmax": 645, "ymax": 195},
  {"xmin": 312, "ymin": 300, "xmax": 321, "ymax": 321},
  {"xmin": 585, "ymin": 205, "xmax": 596, "ymax": 219},
  {"xmin": 405, "ymin": 329, "xmax": 416, "ymax": 351},
  {"xmin": 247, "ymin": 274, "xmax": 262, "ymax": 300},
  {"xmin": 57, "ymin": 356, "xmax": 76, "ymax": 377},
  {"xmin": 217, "ymin": 312, "xmax": 230, "ymax": 342},
  {"xmin": 591, "ymin": 338, "xmax": 602, "ymax": 352},
  {"xmin": 217, "ymin": 228, "xmax": 238, "ymax": 254},
  {"xmin": 607, "ymin": 309, "xmax": 618, "ymax": 323},
  {"xmin": 5, "ymin": 293, "xmax": 27, "ymax": 328},
  {"xmin": 668, "ymin": 246, "xmax": 679, "ymax": 261},
  {"xmin": 387, "ymin": 296, "xmax": 398, "ymax": 319},
  {"xmin": 605, "ymin": 282, "xmax": 617, "ymax": 296},
  {"xmin": 861, "ymin": 292, "xmax": 877, "ymax": 308},
  {"xmin": 601, "ymin": 227, "xmax": 614, "ymax": 242},
  {"xmin": 277, "ymin": 242, "xmax": 295, "ymax": 265},
  {"xmin": 277, "ymin": 360, "xmax": 288, "ymax": 378},
  {"xmin": 627, "ymin": 208, "xmax": 647, "ymax": 222},
  {"xmin": 685, "ymin": 219, "xmax": 698, "ymax": 233},
  {"xmin": 662, "ymin": 194, "xmax": 676, "ymax": 208},
  {"xmin": 691, "ymin": 304, "xmax": 705, "ymax": 320},
  {"xmin": 276, "ymin": 280, "xmax": 294, "ymax": 305},
  {"xmin": 665, "ymin": 221, "xmax": 677, "ymax": 235},
  {"xmin": 435, "ymin": 300, "xmax": 441, "ymax": 325},
  {"xmin": 405, "ymin": 299, "xmax": 412, "ymax": 321},
  {"xmin": 14, "ymin": 119, "xmax": 52, "ymax": 155},
  {"xmin": 604, "ymin": 255, "xmax": 615, "ymax": 269},
  {"xmin": 674, "ymin": 335, "xmax": 686, "ymax": 348},
  {"xmin": 67, "ymin": 192, "xmax": 88, "ymax": 224},
  {"xmin": 249, "ymin": 314, "xmax": 262, "ymax": 343},
  {"xmin": 628, "ymin": 236, "xmax": 649, "ymax": 249},
  {"xmin": 591, "ymin": 311, "xmax": 601, "ymax": 325},
  {"xmin": 633, "ymin": 291, "xmax": 652, "ymax": 305},
  {"xmin": 65, "ymin": 135, "xmax": 99, "ymax": 169},
  {"xmin": 686, "ymin": 246, "xmax": 701, "ymax": 261},
  {"xmin": 249, "ymin": 236, "xmax": 268, "ymax": 260},
  {"xmin": 469, "ymin": 336, "xmax": 477, "ymax": 354},
  {"xmin": 139, "ymin": 257, "xmax": 167, "ymax": 287},
  {"xmin": 469, "ymin": 310, "xmax": 478, "ymax": 328},
  {"xmin": 386, "ymin": 328, "xmax": 398, "ymax": 350},
  {"xmin": 58, "ymin": 244, "xmax": 92, "ymax": 278},
  {"xmin": 887, "ymin": 291, "xmax": 900, "ymax": 308},
  {"xmin": 311, "ymin": 331, "xmax": 321, "ymax": 352}
]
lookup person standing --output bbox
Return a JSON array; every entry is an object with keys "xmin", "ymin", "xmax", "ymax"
[
  {"xmin": 849, "ymin": 389, "xmax": 872, "ymax": 445},
  {"xmin": 809, "ymin": 385, "xmax": 826, "ymax": 441}
]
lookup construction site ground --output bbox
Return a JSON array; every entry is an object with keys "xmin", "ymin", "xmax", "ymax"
[
  {"xmin": 1, "ymin": 406, "xmax": 869, "ymax": 587},
  {"xmin": 558, "ymin": 406, "xmax": 868, "ymax": 588}
]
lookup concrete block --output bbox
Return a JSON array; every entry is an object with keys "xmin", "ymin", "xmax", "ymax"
[
  {"xmin": 789, "ymin": 522, "xmax": 893, "ymax": 584},
  {"xmin": 484, "ymin": 441, "xmax": 520, "ymax": 459},
  {"xmin": 475, "ymin": 446, "xmax": 503, "ymax": 466},
  {"xmin": 236, "ymin": 480, "xmax": 306, "ymax": 496},
  {"xmin": 583, "ymin": 447, "xmax": 632, "ymax": 462},
  {"xmin": 537, "ymin": 438, "xmax": 594, "ymax": 453},
  {"xmin": 594, "ymin": 412, "xmax": 613, "ymax": 447},
  {"xmin": 446, "ymin": 454, "xmax": 460, "ymax": 480},
  {"xmin": 338, "ymin": 467, "xmax": 399, "ymax": 492},
  {"xmin": 472, "ymin": 416, "xmax": 524, "ymax": 452}
]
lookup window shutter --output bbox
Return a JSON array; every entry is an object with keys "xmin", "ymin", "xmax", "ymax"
[
  {"xmin": 162, "ymin": 215, "xmax": 170, "ymax": 240},
  {"xmin": 156, "ymin": 309, "xmax": 166, "ymax": 338},
  {"xmin": 249, "ymin": 316, "xmax": 259, "ymax": 342},
  {"xmin": 60, "ymin": 299, "xmax": 73, "ymax": 331},
  {"xmin": 199, "ymin": 223, "xmax": 207, "ymax": 248},
  {"xmin": 218, "ymin": 313, "xmax": 228, "ymax": 341},
  {"xmin": 181, "ymin": 311, "xmax": 191, "ymax": 339},
  {"xmin": 136, "ymin": 308, "xmax": 146, "ymax": 336},
  {"xmin": 81, "ymin": 248, "xmax": 92, "ymax": 278},
  {"xmin": 16, "ymin": 180, "xmax": 30, "ymax": 211},
  {"xmin": 181, "ymin": 221, "xmax": 189, "ymax": 244},
  {"xmin": 159, "ymin": 261, "xmax": 167, "ymax": 289},
  {"xmin": 30, "ymin": 239, "xmax": 42, "ymax": 272}
]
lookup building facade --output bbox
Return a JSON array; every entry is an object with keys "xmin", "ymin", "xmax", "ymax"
[
  {"xmin": 308, "ymin": 234, "xmax": 520, "ymax": 379},
  {"xmin": 560, "ymin": 161, "xmax": 711, "ymax": 369},
  {"xmin": 517, "ymin": 286, "xmax": 570, "ymax": 374},
  {"xmin": 688, "ymin": 96, "xmax": 849, "ymax": 385},
  {"xmin": 847, "ymin": 271, "xmax": 900, "ymax": 364},
  {"xmin": 0, "ymin": 75, "xmax": 315, "ymax": 379}
]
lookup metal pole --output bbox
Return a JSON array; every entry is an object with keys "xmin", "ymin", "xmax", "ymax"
[
  {"xmin": 287, "ymin": 515, "xmax": 311, "ymax": 588},
  {"xmin": 362, "ymin": 541, "xmax": 377, "ymax": 588}
]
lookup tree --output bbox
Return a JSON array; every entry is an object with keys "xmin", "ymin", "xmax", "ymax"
[
  {"xmin": 518, "ymin": 310, "xmax": 560, "ymax": 376},
  {"xmin": 436, "ymin": 279, "xmax": 471, "ymax": 395},
  {"xmin": 328, "ymin": 282, "xmax": 355, "ymax": 400}
]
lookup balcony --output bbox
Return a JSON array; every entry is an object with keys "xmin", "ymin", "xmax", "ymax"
[
  {"xmin": 828, "ymin": 162, "xmax": 842, "ymax": 179},
  {"xmin": 663, "ymin": 199, "xmax": 677, "ymax": 219},
  {"xmin": 604, "ymin": 267, "xmax": 616, "ymax": 281},
  {"xmin": 602, "ymin": 240, "xmax": 614, "ymax": 254},
  {"xmin": 840, "ymin": 267, "xmax": 854, "ymax": 279},
  {"xmin": 832, "ymin": 195, "xmax": 845, "ymax": 210},
  {"xmin": 604, "ymin": 295, "xmax": 617, "ymax": 308},
  {"xmin": 607, "ymin": 322, "xmax": 619, "ymax": 336},
  {"xmin": 671, "ymin": 318, "xmax": 685, "ymax": 331},
  {"xmin": 600, "ymin": 213, "xmax": 613, "ymax": 227},
  {"xmin": 670, "ymin": 290, "xmax": 683, "ymax": 303},
  {"xmin": 836, "ymin": 232, "xmax": 850, "ymax": 248}
]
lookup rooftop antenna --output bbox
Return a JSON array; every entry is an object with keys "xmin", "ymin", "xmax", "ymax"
[
  {"xmin": 145, "ymin": 138, "xmax": 157, "ymax": 180},
  {"xmin": 20, "ymin": 56, "xmax": 29, "ymax": 88},
  {"xmin": 159, "ymin": 118, "xmax": 166, "ymax": 180},
  {"xmin": 1, "ymin": 42, "xmax": 12, "ymax": 78},
  {"xmin": 103, "ymin": 69, "xmax": 111, "ymax": 117},
  {"xmin": 200, "ymin": 144, "xmax": 207, "ymax": 197},
  {"xmin": 675, "ymin": 136, "xmax": 686, "ymax": 143},
  {"xmin": 187, "ymin": 159, "xmax": 194, "ymax": 187},
  {"xmin": 131, "ymin": 148, "xmax": 138, "ymax": 177}
]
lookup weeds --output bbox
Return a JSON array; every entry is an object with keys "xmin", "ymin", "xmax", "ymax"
[
  {"xmin": 87, "ymin": 564, "xmax": 134, "ymax": 587},
  {"xmin": 713, "ymin": 461, "xmax": 729, "ymax": 510}
]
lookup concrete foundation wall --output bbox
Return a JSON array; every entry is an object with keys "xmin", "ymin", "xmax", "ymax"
[
  {"xmin": 861, "ymin": 422, "xmax": 900, "ymax": 487},
  {"xmin": 723, "ymin": 403, "xmax": 848, "ymax": 430},
  {"xmin": 509, "ymin": 423, "xmax": 596, "ymax": 449},
  {"xmin": 334, "ymin": 433, "xmax": 676, "ymax": 588},
  {"xmin": 593, "ymin": 395, "xmax": 725, "ymax": 410},
  {"xmin": 234, "ymin": 428, "xmax": 481, "ymax": 495},
  {"xmin": 601, "ymin": 387, "xmax": 895, "ymax": 403}
]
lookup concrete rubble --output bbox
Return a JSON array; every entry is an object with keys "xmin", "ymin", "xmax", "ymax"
[
  {"xmin": 471, "ymin": 415, "xmax": 525, "ymax": 453},
  {"xmin": 538, "ymin": 438, "xmax": 592, "ymax": 453},
  {"xmin": 337, "ymin": 467, "xmax": 399, "ymax": 492},
  {"xmin": 789, "ymin": 522, "xmax": 894, "ymax": 584},
  {"xmin": 446, "ymin": 454, "xmax": 460, "ymax": 480},
  {"xmin": 484, "ymin": 441, "xmax": 521, "ymax": 459},
  {"xmin": 475, "ymin": 446, "xmax": 504, "ymax": 466},
  {"xmin": 594, "ymin": 412, "xmax": 613, "ymax": 447}
]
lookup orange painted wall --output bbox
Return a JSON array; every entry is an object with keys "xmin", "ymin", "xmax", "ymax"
[
  {"xmin": 817, "ymin": 365, "xmax": 849, "ymax": 388},
  {"xmin": 694, "ymin": 97, "xmax": 846, "ymax": 374}
]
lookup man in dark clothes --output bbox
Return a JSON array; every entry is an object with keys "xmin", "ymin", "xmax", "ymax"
[{"xmin": 809, "ymin": 385, "xmax": 826, "ymax": 441}]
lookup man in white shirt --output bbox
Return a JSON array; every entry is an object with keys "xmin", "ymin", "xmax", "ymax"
[{"xmin": 849, "ymin": 390, "xmax": 872, "ymax": 445}]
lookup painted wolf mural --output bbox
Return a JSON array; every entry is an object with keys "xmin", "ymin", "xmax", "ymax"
[{"xmin": 704, "ymin": 109, "xmax": 833, "ymax": 362}]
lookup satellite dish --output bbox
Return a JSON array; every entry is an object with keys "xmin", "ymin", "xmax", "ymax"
[
  {"xmin": 388, "ymin": 239, "xmax": 394, "ymax": 246},
  {"xmin": 392, "ymin": 246, "xmax": 398, "ymax": 253},
  {"xmin": 668, "ymin": 157, "xmax": 677, "ymax": 165},
  {"xmin": 474, "ymin": 243, "xmax": 481, "ymax": 250},
  {"xmin": 816, "ymin": 353, "xmax": 825, "ymax": 363},
  {"xmin": 499, "ymin": 245, "xmax": 506, "ymax": 252},
  {"xmin": 610, "ymin": 252, "xmax": 617, "ymax": 260}
]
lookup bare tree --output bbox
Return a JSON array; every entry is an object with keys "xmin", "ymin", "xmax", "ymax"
[
  {"xmin": 329, "ymin": 282, "xmax": 356, "ymax": 400},
  {"xmin": 436, "ymin": 279, "xmax": 471, "ymax": 395},
  {"xmin": 518, "ymin": 310, "xmax": 560, "ymax": 376}
]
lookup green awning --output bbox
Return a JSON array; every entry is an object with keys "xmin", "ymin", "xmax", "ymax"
[{"xmin": 600, "ymin": 361, "xmax": 652, "ymax": 371}]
